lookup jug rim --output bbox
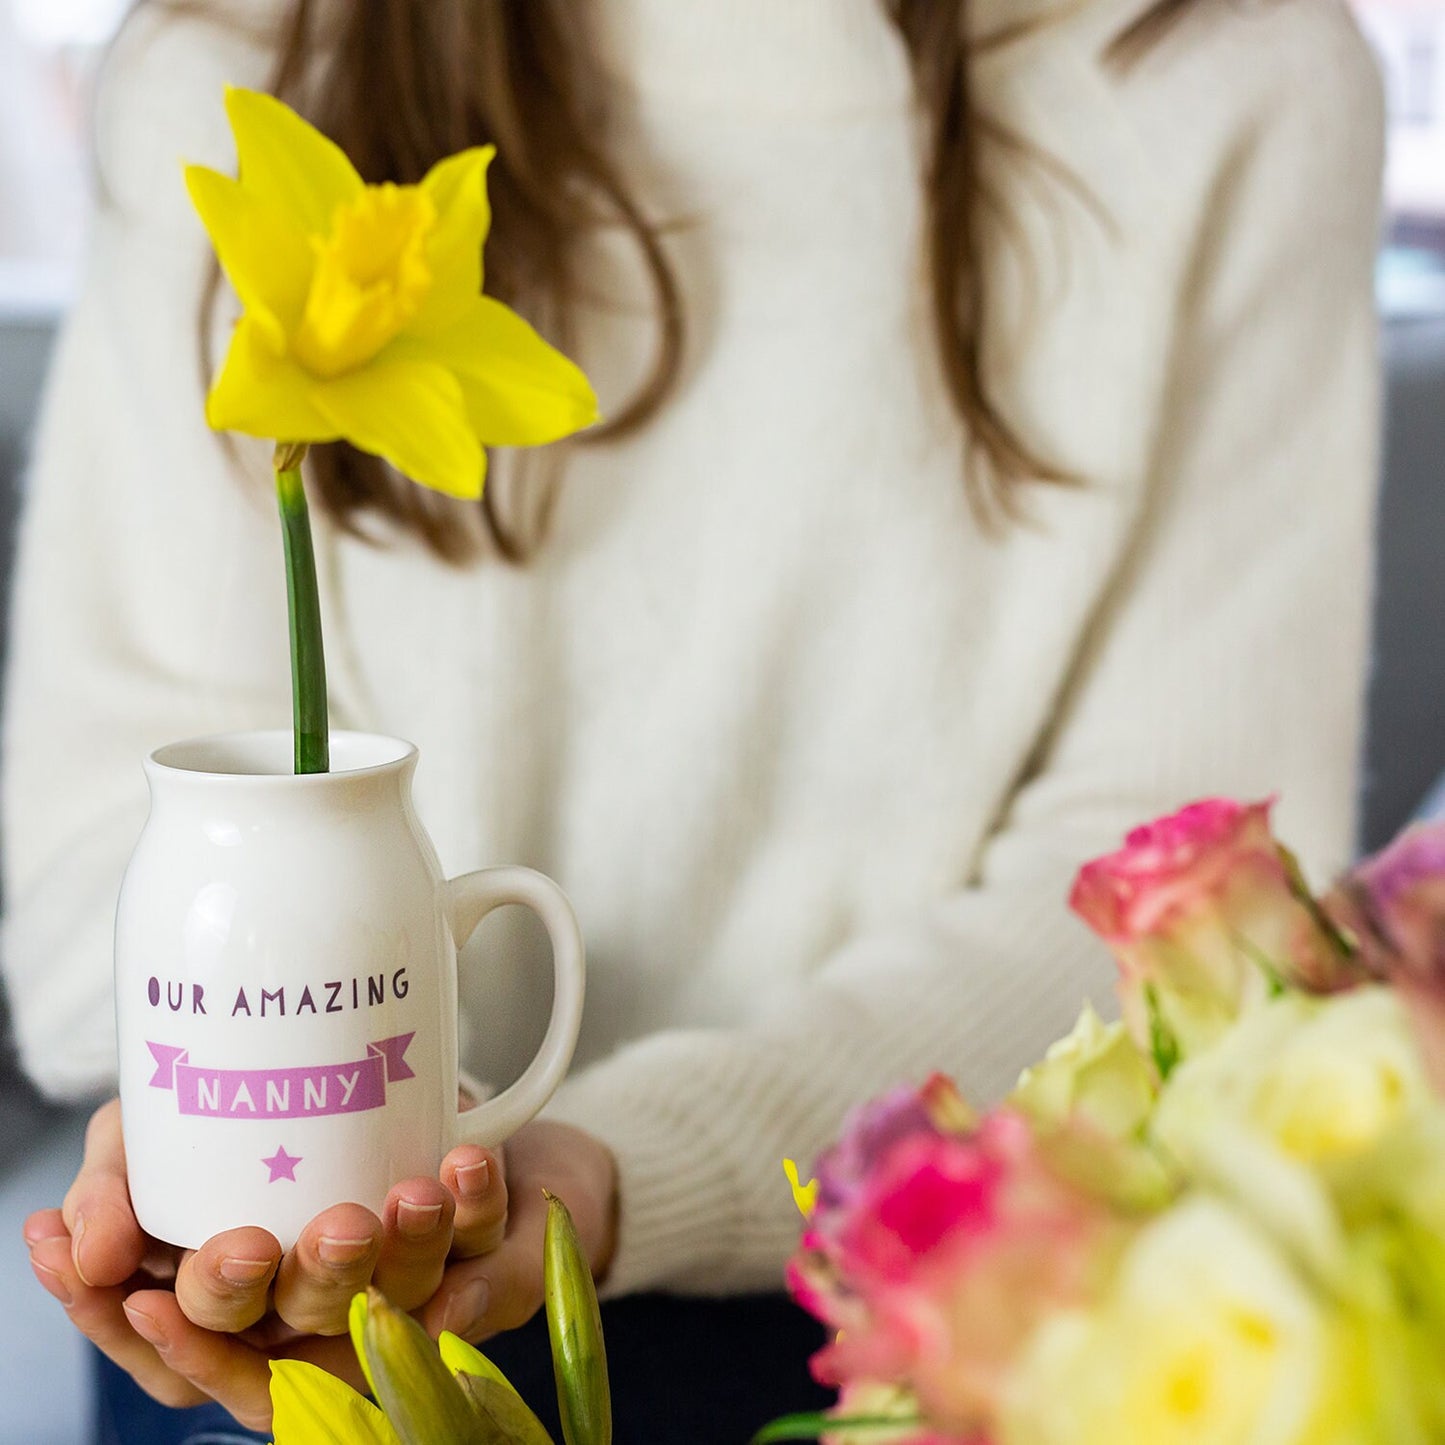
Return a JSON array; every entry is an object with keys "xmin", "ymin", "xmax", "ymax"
[{"xmin": 147, "ymin": 730, "xmax": 417, "ymax": 786}]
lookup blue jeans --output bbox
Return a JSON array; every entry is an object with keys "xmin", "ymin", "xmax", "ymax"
[{"xmin": 92, "ymin": 1293, "xmax": 832, "ymax": 1443}]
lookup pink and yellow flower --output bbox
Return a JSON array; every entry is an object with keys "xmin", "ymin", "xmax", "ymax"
[
  {"xmin": 1070, "ymin": 799, "xmax": 1348, "ymax": 1062},
  {"xmin": 792, "ymin": 1106, "xmax": 1123, "ymax": 1438},
  {"xmin": 809, "ymin": 1077, "xmax": 973, "ymax": 1225}
]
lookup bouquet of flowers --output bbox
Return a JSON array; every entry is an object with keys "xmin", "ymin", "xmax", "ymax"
[{"xmin": 778, "ymin": 800, "xmax": 1445, "ymax": 1445}]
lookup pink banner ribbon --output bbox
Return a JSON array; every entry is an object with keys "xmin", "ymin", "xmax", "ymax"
[{"xmin": 146, "ymin": 1034, "xmax": 415, "ymax": 1119}]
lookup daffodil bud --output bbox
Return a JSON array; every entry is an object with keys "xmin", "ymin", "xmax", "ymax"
[
  {"xmin": 543, "ymin": 1190, "xmax": 612, "ymax": 1445},
  {"xmin": 349, "ymin": 1287, "xmax": 487, "ymax": 1445}
]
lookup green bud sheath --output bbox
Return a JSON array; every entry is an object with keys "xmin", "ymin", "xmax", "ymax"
[
  {"xmin": 440, "ymin": 1333, "xmax": 555, "ymax": 1444},
  {"xmin": 543, "ymin": 1191, "xmax": 612, "ymax": 1445},
  {"xmin": 357, "ymin": 1287, "xmax": 486, "ymax": 1445},
  {"xmin": 454, "ymin": 1373, "xmax": 557, "ymax": 1445}
]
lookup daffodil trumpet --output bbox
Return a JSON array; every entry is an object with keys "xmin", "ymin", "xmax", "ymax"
[{"xmin": 185, "ymin": 87, "xmax": 598, "ymax": 774}]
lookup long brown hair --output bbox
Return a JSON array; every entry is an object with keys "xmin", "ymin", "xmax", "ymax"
[{"xmin": 166, "ymin": 0, "xmax": 1184, "ymax": 563}]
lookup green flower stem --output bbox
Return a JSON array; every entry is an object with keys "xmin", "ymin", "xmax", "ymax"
[{"xmin": 275, "ymin": 454, "xmax": 329, "ymax": 774}]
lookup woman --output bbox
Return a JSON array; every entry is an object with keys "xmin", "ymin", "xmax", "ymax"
[{"xmin": 9, "ymin": 0, "xmax": 1383, "ymax": 1440}]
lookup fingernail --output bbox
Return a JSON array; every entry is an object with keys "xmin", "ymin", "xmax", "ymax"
[
  {"xmin": 317, "ymin": 1235, "xmax": 375, "ymax": 1268},
  {"xmin": 396, "ymin": 1200, "xmax": 443, "ymax": 1240},
  {"xmin": 219, "ymin": 1255, "xmax": 275, "ymax": 1286},
  {"xmin": 441, "ymin": 1277, "xmax": 489, "ymax": 1336},
  {"xmin": 31, "ymin": 1259, "xmax": 73, "ymax": 1307},
  {"xmin": 69, "ymin": 1213, "xmax": 90, "ymax": 1285},
  {"xmin": 455, "ymin": 1160, "xmax": 489, "ymax": 1198},
  {"xmin": 122, "ymin": 1301, "xmax": 168, "ymax": 1350}
]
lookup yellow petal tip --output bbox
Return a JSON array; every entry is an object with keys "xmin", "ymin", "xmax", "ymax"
[{"xmin": 784, "ymin": 1159, "xmax": 819, "ymax": 1220}]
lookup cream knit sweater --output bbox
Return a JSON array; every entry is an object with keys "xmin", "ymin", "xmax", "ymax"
[{"xmin": 2, "ymin": 0, "xmax": 1383, "ymax": 1296}]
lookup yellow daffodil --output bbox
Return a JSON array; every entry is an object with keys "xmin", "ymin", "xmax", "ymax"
[{"xmin": 185, "ymin": 86, "xmax": 597, "ymax": 498}]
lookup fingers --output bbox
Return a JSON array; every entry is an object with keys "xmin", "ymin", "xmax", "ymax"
[
  {"xmin": 120, "ymin": 1290, "xmax": 276, "ymax": 1433},
  {"xmin": 420, "ymin": 1182, "xmax": 547, "ymax": 1342},
  {"xmin": 372, "ymin": 1177, "xmax": 455, "ymax": 1311},
  {"xmin": 29, "ymin": 1225, "xmax": 276, "ymax": 1429},
  {"xmin": 442, "ymin": 1144, "xmax": 509, "ymax": 1258},
  {"xmin": 23, "ymin": 1207, "xmax": 69, "ymax": 1250},
  {"xmin": 61, "ymin": 1099, "xmax": 148, "ymax": 1288},
  {"xmin": 423, "ymin": 1122, "xmax": 620, "ymax": 1342},
  {"xmin": 273, "ymin": 1202, "xmax": 382, "ymax": 1335},
  {"xmin": 26, "ymin": 1231, "xmax": 209, "ymax": 1412},
  {"xmin": 174, "ymin": 1226, "xmax": 282, "ymax": 1332}
]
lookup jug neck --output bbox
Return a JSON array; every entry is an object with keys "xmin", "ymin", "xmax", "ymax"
[{"xmin": 144, "ymin": 731, "xmax": 419, "ymax": 823}]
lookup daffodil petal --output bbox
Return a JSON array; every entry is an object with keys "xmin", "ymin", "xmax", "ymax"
[
  {"xmin": 413, "ymin": 145, "xmax": 495, "ymax": 331},
  {"xmin": 399, "ymin": 296, "xmax": 598, "ymax": 448},
  {"xmin": 348, "ymin": 1292, "xmax": 378, "ymax": 1402},
  {"xmin": 269, "ymin": 1359, "xmax": 401, "ymax": 1445},
  {"xmin": 225, "ymin": 86, "xmax": 363, "ymax": 237},
  {"xmin": 184, "ymin": 165, "xmax": 312, "ymax": 335},
  {"xmin": 206, "ymin": 317, "xmax": 337, "ymax": 442},
  {"xmin": 312, "ymin": 355, "xmax": 485, "ymax": 498}
]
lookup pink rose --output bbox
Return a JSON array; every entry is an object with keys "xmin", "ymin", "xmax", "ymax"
[
  {"xmin": 813, "ymin": 1076, "xmax": 974, "ymax": 1224},
  {"xmin": 793, "ymin": 1110, "xmax": 1120, "ymax": 1438},
  {"xmin": 1325, "ymin": 821, "xmax": 1445, "ymax": 1090},
  {"xmin": 790, "ymin": 1076, "xmax": 975, "ymax": 1349},
  {"xmin": 1070, "ymin": 799, "xmax": 1348, "ymax": 1059}
]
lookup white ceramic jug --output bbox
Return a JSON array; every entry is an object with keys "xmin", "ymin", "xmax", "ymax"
[{"xmin": 114, "ymin": 730, "xmax": 585, "ymax": 1250}]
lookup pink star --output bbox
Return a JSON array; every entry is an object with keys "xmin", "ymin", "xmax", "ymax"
[{"xmin": 262, "ymin": 1146, "xmax": 301, "ymax": 1183}]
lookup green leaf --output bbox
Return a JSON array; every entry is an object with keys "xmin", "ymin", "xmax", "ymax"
[
  {"xmin": 543, "ymin": 1191, "xmax": 612, "ymax": 1445},
  {"xmin": 751, "ymin": 1413, "xmax": 833, "ymax": 1443},
  {"xmin": 1279, "ymin": 842, "xmax": 1361, "ymax": 963},
  {"xmin": 751, "ymin": 1412, "xmax": 924, "ymax": 1443},
  {"xmin": 1144, "ymin": 984, "xmax": 1181, "ymax": 1080}
]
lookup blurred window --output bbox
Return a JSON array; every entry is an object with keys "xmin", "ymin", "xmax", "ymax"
[
  {"xmin": 0, "ymin": 0, "xmax": 125, "ymax": 311},
  {"xmin": 1358, "ymin": 0, "xmax": 1445, "ymax": 317},
  {"xmin": 0, "ymin": 1, "xmax": 1441, "ymax": 308},
  {"xmin": 1358, "ymin": 0, "xmax": 1445, "ymax": 232}
]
